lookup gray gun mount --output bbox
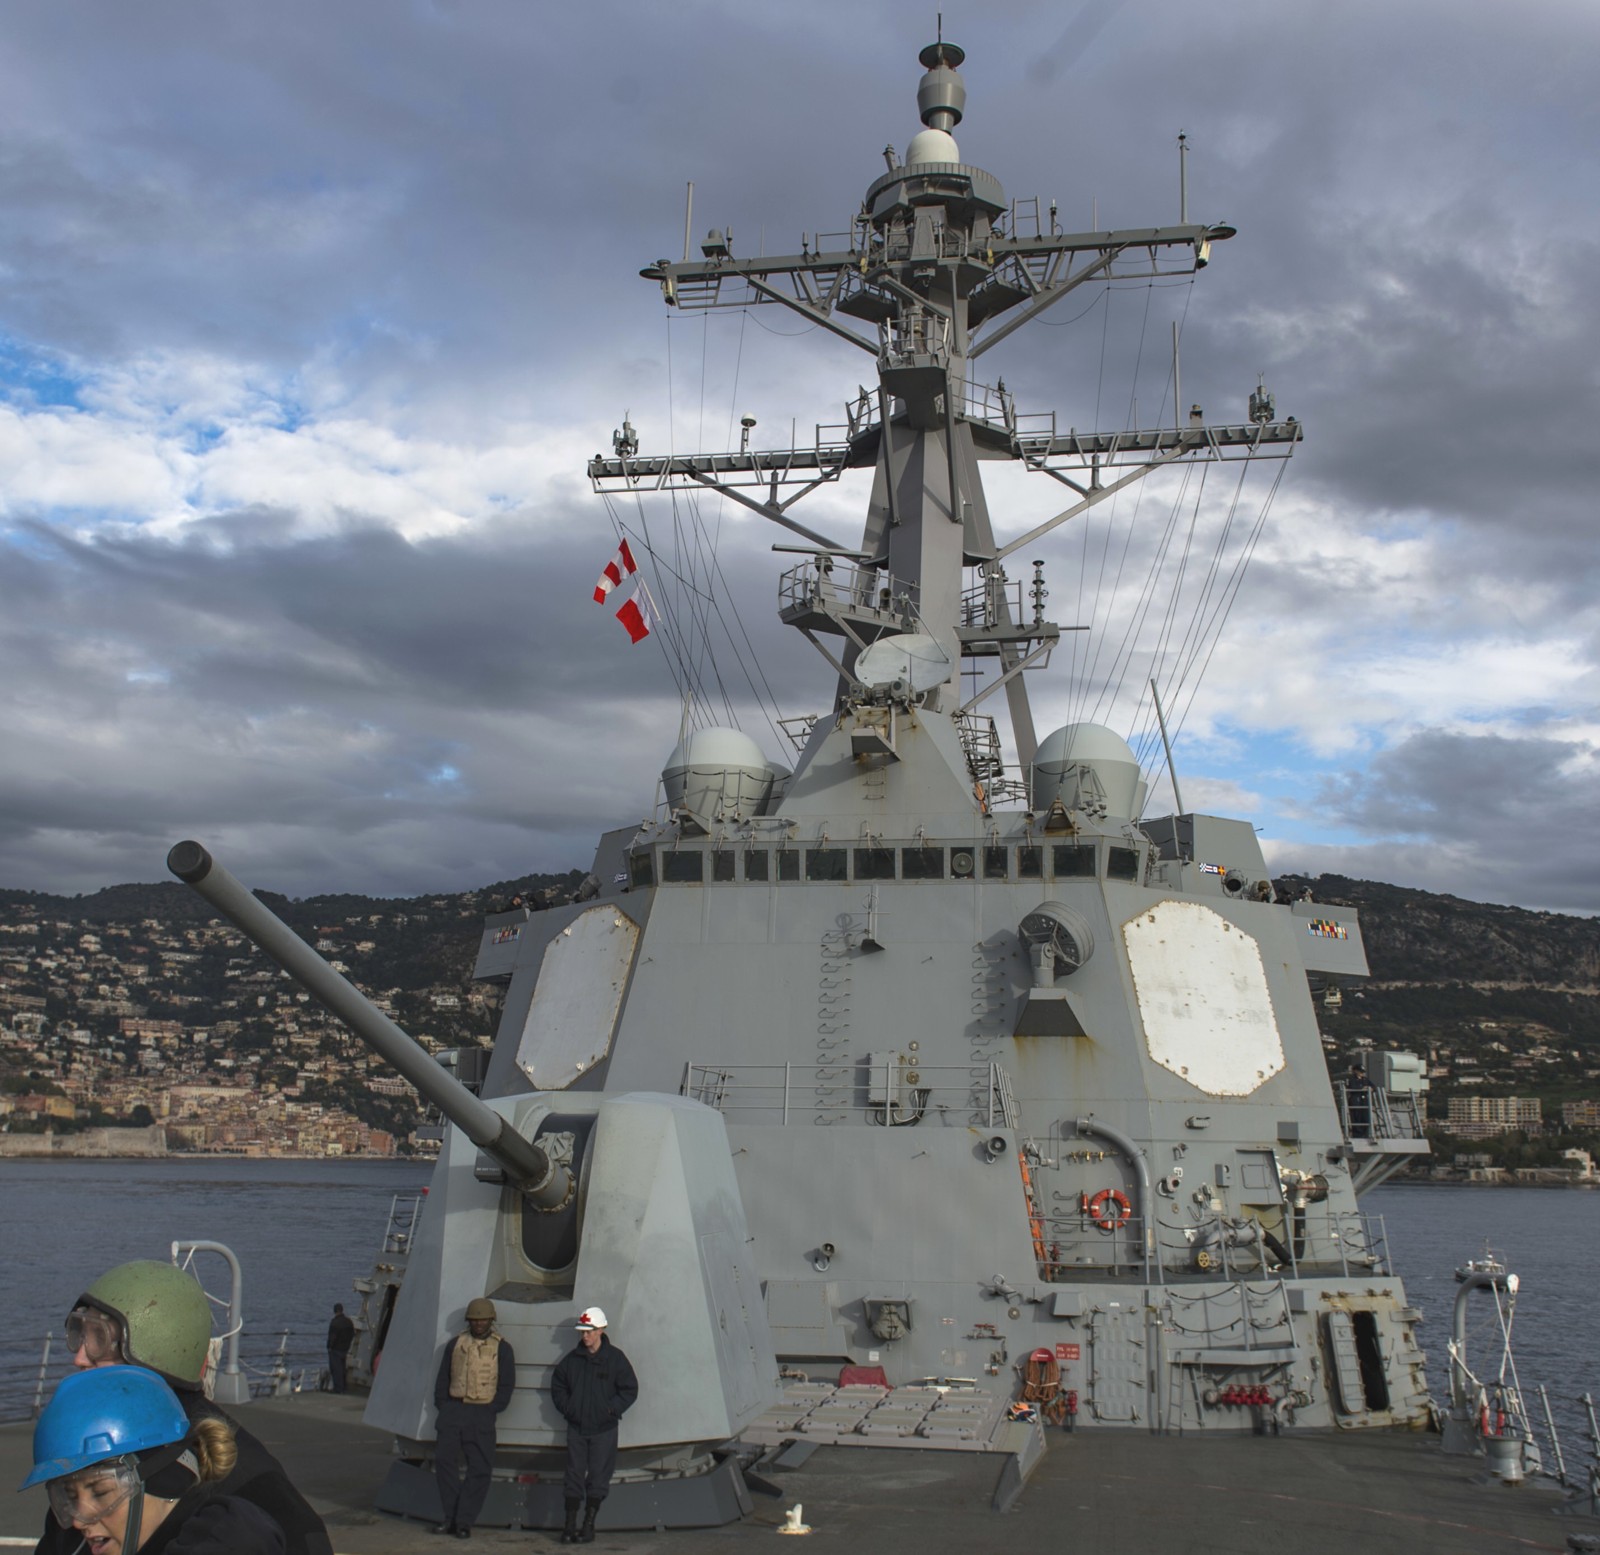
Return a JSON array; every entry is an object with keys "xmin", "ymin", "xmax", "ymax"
[{"xmin": 167, "ymin": 840, "xmax": 779, "ymax": 1530}]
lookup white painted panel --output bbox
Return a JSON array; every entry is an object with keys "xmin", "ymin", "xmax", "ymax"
[
  {"xmin": 515, "ymin": 906, "xmax": 638, "ymax": 1089},
  {"xmin": 1123, "ymin": 900, "xmax": 1284, "ymax": 1096}
]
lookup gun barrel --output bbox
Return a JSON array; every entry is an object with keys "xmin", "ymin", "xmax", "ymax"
[{"xmin": 167, "ymin": 840, "xmax": 568, "ymax": 1208}]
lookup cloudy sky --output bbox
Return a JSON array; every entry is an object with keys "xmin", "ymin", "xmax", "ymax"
[{"xmin": 2, "ymin": 0, "xmax": 1596, "ymax": 912}]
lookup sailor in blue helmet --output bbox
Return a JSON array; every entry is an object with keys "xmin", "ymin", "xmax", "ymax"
[
  {"xmin": 45, "ymin": 1260, "xmax": 330, "ymax": 1555},
  {"xmin": 21, "ymin": 1366, "xmax": 284, "ymax": 1555}
]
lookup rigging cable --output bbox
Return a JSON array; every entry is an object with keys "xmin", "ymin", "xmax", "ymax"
[
  {"xmin": 1167, "ymin": 460, "xmax": 1252, "ymax": 696},
  {"xmin": 1126, "ymin": 285, "xmax": 1199, "ymax": 748},
  {"xmin": 1088, "ymin": 458, "xmax": 1194, "ymax": 734},
  {"xmin": 601, "ymin": 487, "xmax": 705, "ymax": 713},
  {"xmin": 609, "ymin": 310, "xmax": 790, "ymax": 752},
  {"xmin": 1072, "ymin": 276, "xmax": 1165, "ymax": 728},
  {"xmin": 1168, "ymin": 458, "xmax": 1288, "ymax": 746}
]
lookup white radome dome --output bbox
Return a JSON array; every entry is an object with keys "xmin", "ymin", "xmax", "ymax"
[
  {"xmin": 661, "ymin": 727, "xmax": 777, "ymax": 819},
  {"xmin": 1031, "ymin": 723, "xmax": 1145, "ymax": 821},
  {"xmin": 905, "ymin": 127, "xmax": 960, "ymax": 166}
]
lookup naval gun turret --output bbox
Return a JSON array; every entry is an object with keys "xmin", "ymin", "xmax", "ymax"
[{"xmin": 167, "ymin": 842, "xmax": 777, "ymax": 1531}]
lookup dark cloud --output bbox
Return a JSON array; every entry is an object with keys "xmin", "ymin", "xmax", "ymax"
[
  {"xmin": 0, "ymin": 501, "xmax": 826, "ymax": 893},
  {"xmin": 0, "ymin": 0, "xmax": 1595, "ymax": 904},
  {"xmin": 1286, "ymin": 728, "xmax": 1599, "ymax": 912}
]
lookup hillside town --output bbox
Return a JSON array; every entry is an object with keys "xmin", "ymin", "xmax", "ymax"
[
  {"xmin": 2, "ymin": 872, "xmax": 1599, "ymax": 1172},
  {"xmin": 0, "ymin": 885, "xmax": 537, "ymax": 1158}
]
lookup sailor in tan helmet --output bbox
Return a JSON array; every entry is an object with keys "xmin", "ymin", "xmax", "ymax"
[{"xmin": 432, "ymin": 1296, "xmax": 515, "ymax": 1539}]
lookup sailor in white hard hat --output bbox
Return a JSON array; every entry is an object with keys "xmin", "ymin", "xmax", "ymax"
[{"xmin": 549, "ymin": 1305, "xmax": 638, "ymax": 1544}]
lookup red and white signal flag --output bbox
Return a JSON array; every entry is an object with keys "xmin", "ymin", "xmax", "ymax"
[
  {"xmin": 614, "ymin": 579, "xmax": 655, "ymax": 645},
  {"xmin": 593, "ymin": 539, "xmax": 638, "ymax": 603}
]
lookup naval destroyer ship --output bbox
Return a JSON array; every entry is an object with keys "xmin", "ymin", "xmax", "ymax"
[{"xmin": 165, "ymin": 36, "xmax": 1598, "ymax": 1547}]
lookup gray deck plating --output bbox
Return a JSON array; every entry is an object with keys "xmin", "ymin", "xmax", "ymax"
[{"xmin": 1, "ymin": 1395, "xmax": 1577, "ymax": 1555}]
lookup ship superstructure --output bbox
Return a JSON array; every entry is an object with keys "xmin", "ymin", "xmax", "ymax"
[
  {"xmin": 488, "ymin": 40, "xmax": 1431, "ymax": 1435},
  {"xmin": 173, "ymin": 38, "xmax": 1445, "ymax": 1532}
]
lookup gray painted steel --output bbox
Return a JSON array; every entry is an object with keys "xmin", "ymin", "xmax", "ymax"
[
  {"xmin": 171, "ymin": 36, "xmax": 1459, "ymax": 1533},
  {"xmin": 562, "ymin": 34, "xmax": 1432, "ymax": 1445}
]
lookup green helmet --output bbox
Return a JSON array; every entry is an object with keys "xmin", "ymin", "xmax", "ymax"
[{"xmin": 78, "ymin": 1261, "xmax": 213, "ymax": 1388}]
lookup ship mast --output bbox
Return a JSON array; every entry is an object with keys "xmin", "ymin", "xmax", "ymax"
[{"xmin": 591, "ymin": 41, "xmax": 1299, "ymax": 775}]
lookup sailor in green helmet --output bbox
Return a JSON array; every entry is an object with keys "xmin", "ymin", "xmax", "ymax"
[{"xmin": 38, "ymin": 1261, "xmax": 331, "ymax": 1555}]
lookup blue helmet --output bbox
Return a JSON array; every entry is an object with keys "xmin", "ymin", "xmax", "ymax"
[{"xmin": 20, "ymin": 1367, "xmax": 189, "ymax": 1490}]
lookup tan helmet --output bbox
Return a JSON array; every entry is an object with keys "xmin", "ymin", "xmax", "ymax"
[
  {"xmin": 575, "ymin": 1305, "xmax": 608, "ymax": 1331},
  {"xmin": 465, "ymin": 1297, "xmax": 496, "ymax": 1322}
]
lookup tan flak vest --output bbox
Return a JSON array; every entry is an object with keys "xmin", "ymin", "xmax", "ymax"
[{"xmin": 449, "ymin": 1331, "xmax": 502, "ymax": 1404}]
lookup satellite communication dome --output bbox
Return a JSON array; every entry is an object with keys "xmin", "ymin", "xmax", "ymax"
[
  {"xmin": 905, "ymin": 127, "xmax": 960, "ymax": 166},
  {"xmin": 661, "ymin": 727, "xmax": 776, "ymax": 819},
  {"xmin": 1031, "ymin": 723, "xmax": 1145, "ymax": 821},
  {"xmin": 854, "ymin": 632, "xmax": 951, "ymax": 695}
]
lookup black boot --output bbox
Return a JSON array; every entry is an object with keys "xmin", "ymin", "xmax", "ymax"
[
  {"xmin": 578, "ymin": 1499, "xmax": 601, "ymax": 1543},
  {"xmin": 560, "ymin": 1499, "xmax": 582, "ymax": 1545}
]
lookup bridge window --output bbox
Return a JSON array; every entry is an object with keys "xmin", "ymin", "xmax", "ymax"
[
  {"xmin": 901, "ymin": 846, "xmax": 945, "ymax": 880},
  {"xmin": 777, "ymin": 849, "xmax": 800, "ymax": 882},
  {"xmin": 661, "ymin": 852, "xmax": 704, "ymax": 884},
  {"xmin": 1054, "ymin": 844, "xmax": 1096, "ymax": 878},
  {"xmin": 712, "ymin": 850, "xmax": 736, "ymax": 882},
  {"xmin": 983, "ymin": 846, "xmax": 1009, "ymax": 880},
  {"xmin": 1107, "ymin": 846, "xmax": 1140, "ymax": 882},
  {"xmin": 1017, "ymin": 845, "xmax": 1043, "ymax": 880},
  {"xmin": 743, "ymin": 849, "xmax": 769, "ymax": 882},
  {"xmin": 629, "ymin": 853, "xmax": 654, "ymax": 888},
  {"xmin": 855, "ymin": 847, "xmax": 896, "ymax": 880},
  {"xmin": 806, "ymin": 848, "xmax": 848, "ymax": 882}
]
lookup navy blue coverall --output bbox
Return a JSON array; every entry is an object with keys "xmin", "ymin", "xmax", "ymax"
[
  {"xmin": 550, "ymin": 1333, "xmax": 639, "ymax": 1504},
  {"xmin": 433, "ymin": 1332, "xmax": 516, "ymax": 1531}
]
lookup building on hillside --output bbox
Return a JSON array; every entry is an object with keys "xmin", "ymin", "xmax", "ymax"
[
  {"xmin": 1561, "ymin": 1149, "xmax": 1596, "ymax": 1181},
  {"xmin": 1444, "ymin": 1094, "xmax": 1542, "ymax": 1138},
  {"xmin": 1560, "ymin": 1100, "xmax": 1600, "ymax": 1129}
]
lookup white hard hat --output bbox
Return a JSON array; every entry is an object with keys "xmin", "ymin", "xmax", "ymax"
[{"xmin": 575, "ymin": 1305, "xmax": 608, "ymax": 1331}]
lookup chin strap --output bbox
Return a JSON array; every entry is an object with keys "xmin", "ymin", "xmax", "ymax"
[{"xmin": 123, "ymin": 1485, "xmax": 147, "ymax": 1555}]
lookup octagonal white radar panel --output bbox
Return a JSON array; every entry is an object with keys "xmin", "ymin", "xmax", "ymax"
[
  {"xmin": 516, "ymin": 906, "xmax": 638, "ymax": 1090},
  {"xmin": 1123, "ymin": 900, "xmax": 1284, "ymax": 1096}
]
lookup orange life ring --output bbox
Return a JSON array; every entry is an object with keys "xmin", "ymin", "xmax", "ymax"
[{"xmin": 1088, "ymin": 1187, "xmax": 1132, "ymax": 1230}]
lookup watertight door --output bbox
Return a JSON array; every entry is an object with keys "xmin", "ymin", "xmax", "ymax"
[{"xmin": 1323, "ymin": 1311, "xmax": 1368, "ymax": 1419}]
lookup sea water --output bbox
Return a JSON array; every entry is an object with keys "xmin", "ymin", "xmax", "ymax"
[
  {"xmin": 2, "ymin": 1162, "xmax": 1596, "ymax": 1459},
  {"xmin": 1372, "ymin": 1182, "xmax": 1600, "ymax": 1454},
  {"xmin": 0, "ymin": 1156, "xmax": 430, "ymax": 1419}
]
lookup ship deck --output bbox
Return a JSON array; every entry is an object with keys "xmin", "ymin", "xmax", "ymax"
[{"xmin": 1, "ymin": 1392, "xmax": 1586, "ymax": 1555}]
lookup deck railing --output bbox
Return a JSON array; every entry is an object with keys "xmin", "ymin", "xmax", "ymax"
[{"xmin": 682, "ymin": 1060, "xmax": 1017, "ymax": 1129}]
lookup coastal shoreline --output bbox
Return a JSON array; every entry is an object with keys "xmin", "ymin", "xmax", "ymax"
[
  {"xmin": 1390, "ymin": 1173, "xmax": 1598, "ymax": 1189},
  {"xmin": 0, "ymin": 1125, "xmax": 427, "ymax": 1162}
]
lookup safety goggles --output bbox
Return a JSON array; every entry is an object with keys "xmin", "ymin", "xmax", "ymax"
[
  {"xmin": 46, "ymin": 1458, "xmax": 141, "ymax": 1529},
  {"xmin": 64, "ymin": 1306, "xmax": 124, "ymax": 1365}
]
